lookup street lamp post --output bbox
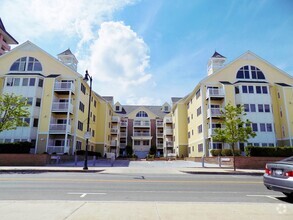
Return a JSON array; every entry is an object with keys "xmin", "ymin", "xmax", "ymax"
[{"xmin": 83, "ymin": 70, "xmax": 92, "ymax": 170}]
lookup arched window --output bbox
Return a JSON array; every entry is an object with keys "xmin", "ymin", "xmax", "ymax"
[
  {"xmin": 136, "ymin": 111, "xmax": 148, "ymax": 117},
  {"xmin": 10, "ymin": 57, "xmax": 42, "ymax": 71},
  {"xmin": 236, "ymin": 65, "xmax": 265, "ymax": 80}
]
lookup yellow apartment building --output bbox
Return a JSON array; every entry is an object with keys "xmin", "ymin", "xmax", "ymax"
[
  {"xmin": 0, "ymin": 41, "xmax": 113, "ymax": 156},
  {"xmin": 172, "ymin": 51, "xmax": 293, "ymax": 157}
]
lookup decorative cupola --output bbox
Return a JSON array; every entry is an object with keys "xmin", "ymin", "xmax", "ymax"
[
  {"xmin": 0, "ymin": 18, "xmax": 18, "ymax": 56},
  {"xmin": 207, "ymin": 51, "xmax": 226, "ymax": 76},
  {"xmin": 57, "ymin": 48, "xmax": 78, "ymax": 71}
]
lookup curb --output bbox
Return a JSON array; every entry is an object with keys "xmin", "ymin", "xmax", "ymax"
[
  {"xmin": 181, "ymin": 171, "xmax": 264, "ymax": 176},
  {"xmin": 0, "ymin": 169, "xmax": 105, "ymax": 173}
]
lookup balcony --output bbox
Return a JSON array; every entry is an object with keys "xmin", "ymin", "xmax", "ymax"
[
  {"xmin": 112, "ymin": 116, "xmax": 120, "ymax": 123},
  {"xmin": 47, "ymin": 146, "xmax": 70, "ymax": 154},
  {"xmin": 164, "ymin": 129, "xmax": 173, "ymax": 135},
  {"xmin": 164, "ymin": 117, "xmax": 172, "ymax": 124},
  {"xmin": 156, "ymin": 120, "xmax": 163, "ymax": 127},
  {"xmin": 157, "ymin": 133, "xmax": 163, "ymax": 138},
  {"xmin": 52, "ymin": 102, "xmax": 73, "ymax": 114},
  {"xmin": 120, "ymin": 143, "xmax": 126, "ymax": 148},
  {"xmin": 206, "ymin": 88, "xmax": 224, "ymax": 100},
  {"xmin": 133, "ymin": 120, "xmax": 150, "ymax": 127},
  {"xmin": 49, "ymin": 124, "xmax": 71, "ymax": 134},
  {"xmin": 110, "ymin": 140, "xmax": 118, "ymax": 146},
  {"xmin": 54, "ymin": 82, "xmax": 75, "ymax": 94},
  {"xmin": 157, "ymin": 143, "xmax": 163, "ymax": 149},
  {"xmin": 133, "ymin": 132, "xmax": 150, "ymax": 137},
  {"xmin": 120, "ymin": 121, "xmax": 128, "ymax": 127},
  {"xmin": 166, "ymin": 141, "xmax": 174, "ymax": 148},
  {"xmin": 111, "ymin": 127, "xmax": 119, "ymax": 134},
  {"xmin": 207, "ymin": 108, "xmax": 223, "ymax": 118},
  {"xmin": 120, "ymin": 132, "xmax": 127, "ymax": 137}
]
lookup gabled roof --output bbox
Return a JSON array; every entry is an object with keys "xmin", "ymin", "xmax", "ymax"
[
  {"xmin": 116, "ymin": 105, "xmax": 169, "ymax": 118},
  {"xmin": 0, "ymin": 18, "xmax": 18, "ymax": 44},
  {"xmin": 211, "ymin": 51, "xmax": 226, "ymax": 59},
  {"xmin": 58, "ymin": 48, "xmax": 74, "ymax": 56}
]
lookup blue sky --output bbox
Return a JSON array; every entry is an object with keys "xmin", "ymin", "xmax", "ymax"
[{"xmin": 1, "ymin": 0, "xmax": 293, "ymax": 105}]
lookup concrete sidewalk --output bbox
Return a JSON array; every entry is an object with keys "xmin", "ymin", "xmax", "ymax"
[
  {"xmin": 0, "ymin": 160, "xmax": 264, "ymax": 176},
  {"xmin": 1, "ymin": 200, "xmax": 292, "ymax": 220}
]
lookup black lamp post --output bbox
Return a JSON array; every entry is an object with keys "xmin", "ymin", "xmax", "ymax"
[{"xmin": 83, "ymin": 70, "xmax": 92, "ymax": 170}]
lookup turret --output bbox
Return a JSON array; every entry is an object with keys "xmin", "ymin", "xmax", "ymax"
[
  {"xmin": 57, "ymin": 49, "xmax": 78, "ymax": 71},
  {"xmin": 207, "ymin": 51, "xmax": 226, "ymax": 76}
]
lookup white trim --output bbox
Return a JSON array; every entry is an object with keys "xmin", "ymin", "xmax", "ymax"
[{"xmin": 283, "ymin": 87, "xmax": 293, "ymax": 146}]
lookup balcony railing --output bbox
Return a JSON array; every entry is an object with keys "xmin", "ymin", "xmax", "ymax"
[
  {"xmin": 156, "ymin": 121, "xmax": 163, "ymax": 127},
  {"xmin": 52, "ymin": 102, "xmax": 73, "ymax": 113},
  {"xmin": 110, "ymin": 140, "xmax": 118, "ymax": 146},
  {"xmin": 133, "ymin": 120, "xmax": 150, "ymax": 127},
  {"xmin": 207, "ymin": 108, "xmax": 223, "ymax": 118},
  {"xmin": 47, "ymin": 146, "xmax": 70, "ymax": 154},
  {"xmin": 111, "ymin": 128, "xmax": 118, "ymax": 134},
  {"xmin": 157, "ymin": 133, "xmax": 163, "ymax": 138},
  {"xmin": 120, "ymin": 143, "xmax": 127, "ymax": 148},
  {"xmin": 120, "ymin": 132, "xmax": 127, "ymax": 137},
  {"xmin": 166, "ymin": 141, "xmax": 174, "ymax": 148},
  {"xmin": 133, "ymin": 132, "xmax": 150, "ymax": 137},
  {"xmin": 49, "ymin": 124, "xmax": 71, "ymax": 134},
  {"xmin": 157, "ymin": 143, "xmax": 163, "ymax": 148},
  {"xmin": 206, "ymin": 88, "xmax": 224, "ymax": 99},
  {"xmin": 120, "ymin": 121, "xmax": 128, "ymax": 127},
  {"xmin": 164, "ymin": 129, "xmax": 173, "ymax": 135},
  {"xmin": 54, "ymin": 82, "xmax": 75, "ymax": 93},
  {"xmin": 112, "ymin": 116, "xmax": 120, "ymax": 122},
  {"xmin": 164, "ymin": 117, "xmax": 172, "ymax": 124}
]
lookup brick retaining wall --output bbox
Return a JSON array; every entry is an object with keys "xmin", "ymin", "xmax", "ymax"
[{"xmin": 0, "ymin": 154, "xmax": 50, "ymax": 166}]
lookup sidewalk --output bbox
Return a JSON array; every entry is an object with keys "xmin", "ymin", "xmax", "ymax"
[{"xmin": 0, "ymin": 160, "xmax": 264, "ymax": 176}]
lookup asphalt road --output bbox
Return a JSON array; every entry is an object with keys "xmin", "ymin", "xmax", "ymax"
[{"xmin": 0, "ymin": 172, "xmax": 290, "ymax": 204}]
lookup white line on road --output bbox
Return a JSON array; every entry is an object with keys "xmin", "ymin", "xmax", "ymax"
[
  {"xmin": 68, "ymin": 193, "xmax": 107, "ymax": 198},
  {"xmin": 246, "ymin": 195, "xmax": 279, "ymax": 201}
]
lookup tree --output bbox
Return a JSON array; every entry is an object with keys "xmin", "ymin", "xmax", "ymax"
[
  {"xmin": 0, "ymin": 93, "xmax": 30, "ymax": 133},
  {"xmin": 212, "ymin": 103, "xmax": 256, "ymax": 171},
  {"xmin": 125, "ymin": 145, "xmax": 133, "ymax": 157}
]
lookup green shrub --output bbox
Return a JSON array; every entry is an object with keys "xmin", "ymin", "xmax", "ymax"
[
  {"xmin": 245, "ymin": 146, "xmax": 293, "ymax": 157},
  {"xmin": 0, "ymin": 142, "xmax": 32, "ymax": 154},
  {"xmin": 221, "ymin": 149, "xmax": 232, "ymax": 156},
  {"xmin": 210, "ymin": 149, "xmax": 221, "ymax": 156}
]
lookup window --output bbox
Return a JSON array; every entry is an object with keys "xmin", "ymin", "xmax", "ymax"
[
  {"xmin": 198, "ymin": 144, "xmax": 203, "ymax": 152},
  {"xmin": 38, "ymin": 79, "xmax": 43, "ymax": 87},
  {"xmin": 93, "ymin": 115, "xmax": 96, "ymax": 122},
  {"xmin": 197, "ymin": 107, "xmax": 201, "ymax": 116},
  {"xmin": 262, "ymin": 86, "xmax": 268, "ymax": 94},
  {"xmin": 10, "ymin": 57, "xmax": 42, "ymax": 71},
  {"xmin": 78, "ymin": 121, "xmax": 83, "ymax": 131},
  {"xmin": 260, "ymin": 123, "xmax": 266, "ymax": 132},
  {"xmin": 248, "ymin": 86, "xmax": 254, "ymax": 93},
  {"xmin": 134, "ymin": 140, "xmax": 140, "ymax": 146},
  {"xmin": 36, "ymin": 98, "xmax": 41, "ymax": 107},
  {"xmin": 266, "ymin": 123, "xmax": 272, "ymax": 132},
  {"xmin": 76, "ymin": 141, "xmax": 82, "ymax": 150},
  {"xmin": 264, "ymin": 104, "xmax": 270, "ymax": 112},
  {"xmin": 258, "ymin": 104, "xmax": 264, "ymax": 112},
  {"xmin": 250, "ymin": 104, "xmax": 256, "ymax": 112},
  {"xmin": 262, "ymin": 143, "xmax": 268, "ymax": 147},
  {"xmin": 29, "ymin": 78, "xmax": 35, "ymax": 86},
  {"xmin": 188, "ymin": 132, "xmax": 190, "ymax": 138},
  {"xmin": 236, "ymin": 65, "xmax": 265, "ymax": 80},
  {"xmin": 252, "ymin": 123, "xmax": 258, "ymax": 132},
  {"xmin": 242, "ymin": 86, "xmax": 248, "ymax": 93},
  {"xmin": 116, "ymin": 106, "xmax": 120, "ymax": 111},
  {"xmin": 22, "ymin": 78, "xmax": 29, "ymax": 86},
  {"xmin": 235, "ymin": 86, "xmax": 239, "ymax": 94},
  {"xmin": 81, "ymin": 83, "xmax": 86, "ymax": 94},
  {"xmin": 24, "ymin": 118, "xmax": 30, "ymax": 126},
  {"xmin": 136, "ymin": 111, "xmax": 148, "ymax": 117},
  {"xmin": 187, "ymin": 117, "xmax": 190, "ymax": 124},
  {"xmin": 256, "ymin": 86, "xmax": 261, "ymax": 94},
  {"xmin": 244, "ymin": 104, "xmax": 249, "ymax": 112},
  {"xmin": 6, "ymin": 77, "xmax": 20, "ymax": 86},
  {"xmin": 198, "ymin": 124, "xmax": 202, "ymax": 133},
  {"xmin": 33, "ymin": 118, "xmax": 38, "ymax": 127},
  {"xmin": 94, "ymin": 100, "xmax": 97, "ymax": 107},
  {"xmin": 79, "ymin": 102, "xmax": 85, "ymax": 112},
  {"xmin": 143, "ymin": 140, "xmax": 149, "ymax": 145},
  {"xmin": 92, "ymin": 130, "xmax": 95, "ymax": 137},
  {"xmin": 196, "ymin": 89, "xmax": 200, "ymax": 99}
]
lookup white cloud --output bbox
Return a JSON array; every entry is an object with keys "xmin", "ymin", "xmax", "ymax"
[{"xmin": 86, "ymin": 21, "xmax": 153, "ymax": 103}]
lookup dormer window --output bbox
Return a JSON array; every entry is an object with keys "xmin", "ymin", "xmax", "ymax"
[
  {"xmin": 10, "ymin": 57, "xmax": 42, "ymax": 71},
  {"xmin": 236, "ymin": 65, "xmax": 265, "ymax": 80}
]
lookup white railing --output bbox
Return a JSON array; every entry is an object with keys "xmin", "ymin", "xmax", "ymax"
[
  {"xmin": 120, "ymin": 143, "xmax": 127, "ymax": 148},
  {"xmin": 206, "ymin": 88, "xmax": 224, "ymax": 99},
  {"xmin": 133, "ymin": 120, "xmax": 150, "ymax": 127},
  {"xmin": 166, "ymin": 141, "xmax": 174, "ymax": 148},
  {"xmin": 111, "ymin": 128, "xmax": 118, "ymax": 133},
  {"xmin": 207, "ymin": 108, "xmax": 223, "ymax": 118},
  {"xmin": 157, "ymin": 143, "xmax": 163, "ymax": 148},
  {"xmin": 47, "ymin": 146, "xmax": 70, "ymax": 154},
  {"xmin": 156, "ymin": 121, "xmax": 163, "ymax": 127},
  {"xmin": 52, "ymin": 102, "xmax": 73, "ymax": 113},
  {"xmin": 110, "ymin": 140, "xmax": 118, "ymax": 146},
  {"xmin": 120, "ymin": 121, "xmax": 128, "ymax": 127},
  {"xmin": 157, "ymin": 133, "xmax": 163, "ymax": 137},
  {"xmin": 54, "ymin": 82, "xmax": 75, "ymax": 92},
  {"xmin": 164, "ymin": 117, "xmax": 172, "ymax": 124},
  {"xmin": 49, "ymin": 124, "xmax": 71, "ymax": 133},
  {"xmin": 133, "ymin": 132, "xmax": 150, "ymax": 137},
  {"xmin": 112, "ymin": 116, "xmax": 120, "ymax": 122},
  {"xmin": 164, "ymin": 129, "xmax": 173, "ymax": 135},
  {"xmin": 120, "ymin": 132, "xmax": 127, "ymax": 137}
]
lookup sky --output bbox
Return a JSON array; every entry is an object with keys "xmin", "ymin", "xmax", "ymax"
[{"xmin": 1, "ymin": 0, "xmax": 293, "ymax": 105}]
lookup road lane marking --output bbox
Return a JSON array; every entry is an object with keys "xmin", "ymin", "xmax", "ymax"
[
  {"xmin": 246, "ymin": 195, "xmax": 279, "ymax": 201},
  {"xmin": 68, "ymin": 193, "xmax": 106, "ymax": 198}
]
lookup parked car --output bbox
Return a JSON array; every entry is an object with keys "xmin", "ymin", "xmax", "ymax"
[{"xmin": 263, "ymin": 156, "xmax": 293, "ymax": 199}]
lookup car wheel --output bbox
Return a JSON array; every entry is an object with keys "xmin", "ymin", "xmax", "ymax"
[{"xmin": 283, "ymin": 192, "xmax": 293, "ymax": 199}]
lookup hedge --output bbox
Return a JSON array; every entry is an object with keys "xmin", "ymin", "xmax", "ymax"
[
  {"xmin": 245, "ymin": 146, "xmax": 293, "ymax": 157},
  {"xmin": 210, "ymin": 149, "xmax": 241, "ymax": 156},
  {"xmin": 0, "ymin": 142, "xmax": 32, "ymax": 154}
]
